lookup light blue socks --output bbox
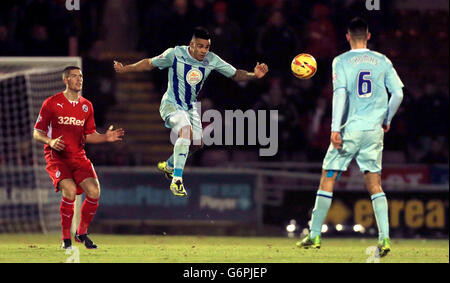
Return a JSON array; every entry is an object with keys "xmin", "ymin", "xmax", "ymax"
[
  {"xmin": 309, "ymin": 190, "xmax": 389, "ymax": 241},
  {"xmin": 309, "ymin": 190, "xmax": 333, "ymax": 238},
  {"xmin": 173, "ymin": 138, "xmax": 190, "ymax": 180},
  {"xmin": 371, "ymin": 192, "xmax": 389, "ymax": 242}
]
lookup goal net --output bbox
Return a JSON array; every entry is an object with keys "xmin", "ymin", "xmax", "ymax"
[{"xmin": 0, "ymin": 57, "xmax": 82, "ymax": 234}]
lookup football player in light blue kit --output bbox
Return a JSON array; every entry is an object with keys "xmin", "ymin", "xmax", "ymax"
[
  {"xmin": 114, "ymin": 27, "xmax": 268, "ymax": 196},
  {"xmin": 297, "ymin": 18, "xmax": 404, "ymax": 257}
]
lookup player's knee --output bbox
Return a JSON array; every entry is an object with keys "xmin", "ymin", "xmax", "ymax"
[
  {"xmin": 86, "ymin": 181, "xmax": 101, "ymax": 199},
  {"xmin": 80, "ymin": 178, "xmax": 101, "ymax": 199},
  {"xmin": 58, "ymin": 180, "xmax": 77, "ymax": 199},
  {"xmin": 85, "ymin": 185, "xmax": 100, "ymax": 199},
  {"xmin": 318, "ymin": 181, "xmax": 333, "ymax": 192},
  {"xmin": 61, "ymin": 186, "xmax": 77, "ymax": 201},
  {"xmin": 365, "ymin": 182, "xmax": 382, "ymax": 195},
  {"xmin": 89, "ymin": 191, "xmax": 101, "ymax": 200},
  {"xmin": 178, "ymin": 126, "xmax": 193, "ymax": 140},
  {"xmin": 365, "ymin": 184, "xmax": 382, "ymax": 195}
]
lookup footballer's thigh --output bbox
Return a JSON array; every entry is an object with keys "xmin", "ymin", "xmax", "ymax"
[
  {"xmin": 73, "ymin": 158, "xmax": 100, "ymax": 199},
  {"xmin": 46, "ymin": 159, "xmax": 76, "ymax": 200}
]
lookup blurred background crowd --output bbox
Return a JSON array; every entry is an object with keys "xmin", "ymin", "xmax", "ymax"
[{"xmin": 1, "ymin": 0, "xmax": 448, "ymax": 166}]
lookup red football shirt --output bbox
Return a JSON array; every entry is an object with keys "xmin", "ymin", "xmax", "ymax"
[{"xmin": 34, "ymin": 92, "xmax": 96, "ymax": 160}]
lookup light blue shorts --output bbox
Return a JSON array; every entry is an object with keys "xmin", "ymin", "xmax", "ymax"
[
  {"xmin": 322, "ymin": 128, "xmax": 384, "ymax": 173},
  {"xmin": 160, "ymin": 100, "xmax": 202, "ymax": 142}
]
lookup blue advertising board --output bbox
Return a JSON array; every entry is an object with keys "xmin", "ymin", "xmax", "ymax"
[
  {"xmin": 431, "ymin": 165, "xmax": 449, "ymax": 185},
  {"xmin": 95, "ymin": 168, "xmax": 260, "ymax": 224}
]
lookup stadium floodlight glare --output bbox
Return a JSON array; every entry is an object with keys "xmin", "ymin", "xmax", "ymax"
[
  {"xmin": 286, "ymin": 224, "xmax": 296, "ymax": 233},
  {"xmin": 353, "ymin": 224, "xmax": 366, "ymax": 233},
  {"xmin": 321, "ymin": 224, "xmax": 328, "ymax": 233},
  {"xmin": 286, "ymin": 219, "xmax": 297, "ymax": 233},
  {"xmin": 302, "ymin": 228, "xmax": 309, "ymax": 236},
  {"xmin": 336, "ymin": 224, "xmax": 344, "ymax": 231}
]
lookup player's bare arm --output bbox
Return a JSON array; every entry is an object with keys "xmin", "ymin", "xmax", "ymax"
[
  {"xmin": 114, "ymin": 59, "xmax": 154, "ymax": 73},
  {"xmin": 231, "ymin": 63, "xmax": 269, "ymax": 81},
  {"xmin": 33, "ymin": 130, "xmax": 65, "ymax": 151},
  {"xmin": 85, "ymin": 125, "xmax": 125, "ymax": 144}
]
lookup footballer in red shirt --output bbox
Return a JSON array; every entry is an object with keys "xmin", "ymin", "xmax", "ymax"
[{"xmin": 33, "ymin": 66, "xmax": 124, "ymax": 250}]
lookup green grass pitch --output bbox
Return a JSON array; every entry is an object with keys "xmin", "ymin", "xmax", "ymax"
[{"xmin": 0, "ymin": 234, "xmax": 448, "ymax": 263}]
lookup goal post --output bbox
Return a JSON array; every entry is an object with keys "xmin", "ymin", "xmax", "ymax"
[{"xmin": 0, "ymin": 57, "xmax": 82, "ymax": 234}]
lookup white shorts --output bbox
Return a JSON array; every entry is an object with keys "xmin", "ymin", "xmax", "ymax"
[{"xmin": 164, "ymin": 109, "xmax": 203, "ymax": 142}]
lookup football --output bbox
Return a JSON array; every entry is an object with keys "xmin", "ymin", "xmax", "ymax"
[{"xmin": 291, "ymin": 53, "xmax": 317, "ymax": 79}]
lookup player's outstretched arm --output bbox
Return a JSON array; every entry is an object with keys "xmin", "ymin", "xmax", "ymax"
[
  {"xmin": 85, "ymin": 125, "xmax": 125, "ymax": 144},
  {"xmin": 231, "ymin": 63, "xmax": 269, "ymax": 81},
  {"xmin": 114, "ymin": 59, "xmax": 154, "ymax": 73},
  {"xmin": 33, "ymin": 130, "xmax": 65, "ymax": 151}
]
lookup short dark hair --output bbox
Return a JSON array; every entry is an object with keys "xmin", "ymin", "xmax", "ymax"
[
  {"xmin": 348, "ymin": 17, "xmax": 369, "ymax": 40},
  {"xmin": 62, "ymin": 66, "xmax": 81, "ymax": 79},
  {"xmin": 192, "ymin": 27, "xmax": 210, "ymax": 40}
]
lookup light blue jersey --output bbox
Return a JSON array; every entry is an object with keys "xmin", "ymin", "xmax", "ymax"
[
  {"xmin": 152, "ymin": 45, "xmax": 237, "ymax": 120},
  {"xmin": 332, "ymin": 49, "xmax": 404, "ymax": 131},
  {"xmin": 324, "ymin": 48, "xmax": 404, "ymax": 173}
]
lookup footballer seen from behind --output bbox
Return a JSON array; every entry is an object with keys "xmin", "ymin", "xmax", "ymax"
[
  {"xmin": 297, "ymin": 17, "xmax": 404, "ymax": 257},
  {"xmin": 114, "ymin": 27, "xmax": 269, "ymax": 197},
  {"xmin": 33, "ymin": 66, "xmax": 125, "ymax": 250}
]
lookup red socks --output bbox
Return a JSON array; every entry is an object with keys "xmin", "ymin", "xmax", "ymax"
[
  {"xmin": 60, "ymin": 196, "xmax": 99, "ymax": 239},
  {"xmin": 60, "ymin": 197, "xmax": 75, "ymax": 240},
  {"xmin": 77, "ymin": 196, "xmax": 99, "ymax": 235}
]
